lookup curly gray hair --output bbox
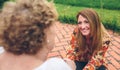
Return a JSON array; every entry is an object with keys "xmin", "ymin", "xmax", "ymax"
[{"xmin": 0, "ymin": 0, "xmax": 58, "ymax": 55}]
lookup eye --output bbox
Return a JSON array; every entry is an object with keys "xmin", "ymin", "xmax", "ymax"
[
  {"xmin": 84, "ymin": 20, "xmax": 89, "ymax": 23},
  {"xmin": 78, "ymin": 21, "xmax": 82, "ymax": 24}
]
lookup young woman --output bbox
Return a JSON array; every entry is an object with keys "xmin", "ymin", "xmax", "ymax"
[
  {"xmin": 67, "ymin": 8, "xmax": 111, "ymax": 70},
  {"xmin": 0, "ymin": 0, "xmax": 76, "ymax": 70}
]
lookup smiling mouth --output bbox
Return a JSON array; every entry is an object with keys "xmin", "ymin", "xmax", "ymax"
[{"xmin": 82, "ymin": 30, "xmax": 88, "ymax": 32}]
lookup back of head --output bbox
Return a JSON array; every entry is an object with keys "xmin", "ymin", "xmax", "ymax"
[{"xmin": 0, "ymin": 0, "xmax": 58, "ymax": 55}]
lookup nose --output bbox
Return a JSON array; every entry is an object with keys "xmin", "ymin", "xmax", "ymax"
[{"xmin": 78, "ymin": 23, "xmax": 86, "ymax": 29}]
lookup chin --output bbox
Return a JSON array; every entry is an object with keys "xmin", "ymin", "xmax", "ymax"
[{"xmin": 82, "ymin": 33, "xmax": 89, "ymax": 36}]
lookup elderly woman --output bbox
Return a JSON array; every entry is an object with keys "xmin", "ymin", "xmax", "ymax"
[{"xmin": 0, "ymin": 0, "xmax": 76, "ymax": 70}]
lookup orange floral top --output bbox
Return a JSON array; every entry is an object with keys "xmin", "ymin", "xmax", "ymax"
[{"xmin": 67, "ymin": 27, "xmax": 111, "ymax": 70}]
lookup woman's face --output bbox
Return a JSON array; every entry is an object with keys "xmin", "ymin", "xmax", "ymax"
[
  {"xmin": 45, "ymin": 23, "xmax": 55, "ymax": 51},
  {"xmin": 77, "ymin": 15, "xmax": 90, "ymax": 37}
]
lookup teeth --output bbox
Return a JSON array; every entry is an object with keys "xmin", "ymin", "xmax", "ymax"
[{"xmin": 82, "ymin": 30, "xmax": 87, "ymax": 31}]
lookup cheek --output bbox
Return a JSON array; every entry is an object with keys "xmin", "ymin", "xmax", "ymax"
[
  {"xmin": 78, "ymin": 24, "xmax": 81, "ymax": 29},
  {"xmin": 49, "ymin": 33, "xmax": 55, "ymax": 42},
  {"xmin": 47, "ymin": 30, "xmax": 55, "ymax": 49},
  {"xmin": 87, "ymin": 24, "xmax": 90, "ymax": 28},
  {"xmin": 87, "ymin": 25, "xmax": 90, "ymax": 31},
  {"xmin": 45, "ymin": 34, "xmax": 55, "ymax": 50}
]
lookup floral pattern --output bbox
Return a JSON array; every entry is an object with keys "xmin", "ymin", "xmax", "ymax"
[{"xmin": 67, "ymin": 27, "xmax": 111, "ymax": 70}]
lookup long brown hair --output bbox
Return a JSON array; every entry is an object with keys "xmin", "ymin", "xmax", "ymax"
[{"xmin": 76, "ymin": 8, "xmax": 102, "ymax": 54}]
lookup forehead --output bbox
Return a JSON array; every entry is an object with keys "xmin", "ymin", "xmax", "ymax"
[{"xmin": 78, "ymin": 15, "xmax": 88, "ymax": 21}]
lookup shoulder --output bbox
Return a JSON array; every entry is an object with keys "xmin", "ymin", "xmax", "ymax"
[
  {"xmin": 71, "ymin": 27, "xmax": 79, "ymax": 41},
  {"xmin": 34, "ymin": 57, "xmax": 72, "ymax": 70},
  {"xmin": 101, "ymin": 24, "xmax": 111, "ymax": 46},
  {"xmin": 45, "ymin": 57, "xmax": 67, "ymax": 65},
  {"xmin": 102, "ymin": 30, "xmax": 111, "ymax": 46},
  {"xmin": 0, "ymin": 47, "xmax": 4, "ymax": 54},
  {"xmin": 72, "ymin": 27, "xmax": 79, "ymax": 35}
]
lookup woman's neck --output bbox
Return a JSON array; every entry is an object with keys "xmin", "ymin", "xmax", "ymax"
[
  {"xmin": 2, "ymin": 47, "xmax": 50, "ymax": 62},
  {"xmin": 85, "ymin": 35, "xmax": 90, "ymax": 44},
  {"xmin": 0, "ymin": 47, "xmax": 51, "ymax": 70},
  {"xmin": 86, "ymin": 35, "xmax": 90, "ymax": 40},
  {"xmin": 35, "ymin": 47, "xmax": 50, "ymax": 61}
]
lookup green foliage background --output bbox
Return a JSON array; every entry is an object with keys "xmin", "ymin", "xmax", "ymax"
[
  {"xmin": 0, "ymin": 0, "xmax": 9, "ymax": 8},
  {"xmin": 54, "ymin": 0, "xmax": 120, "ymax": 10},
  {"xmin": 54, "ymin": 0, "xmax": 120, "ymax": 33},
  {"xmin": 0, "ymin": 0, "xmax": 120, "ymax": 33}
]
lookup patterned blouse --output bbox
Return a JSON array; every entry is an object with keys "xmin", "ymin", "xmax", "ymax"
[{"xmin": 67, "ymin": 27, "xmax": 111, "ymax": 70}]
